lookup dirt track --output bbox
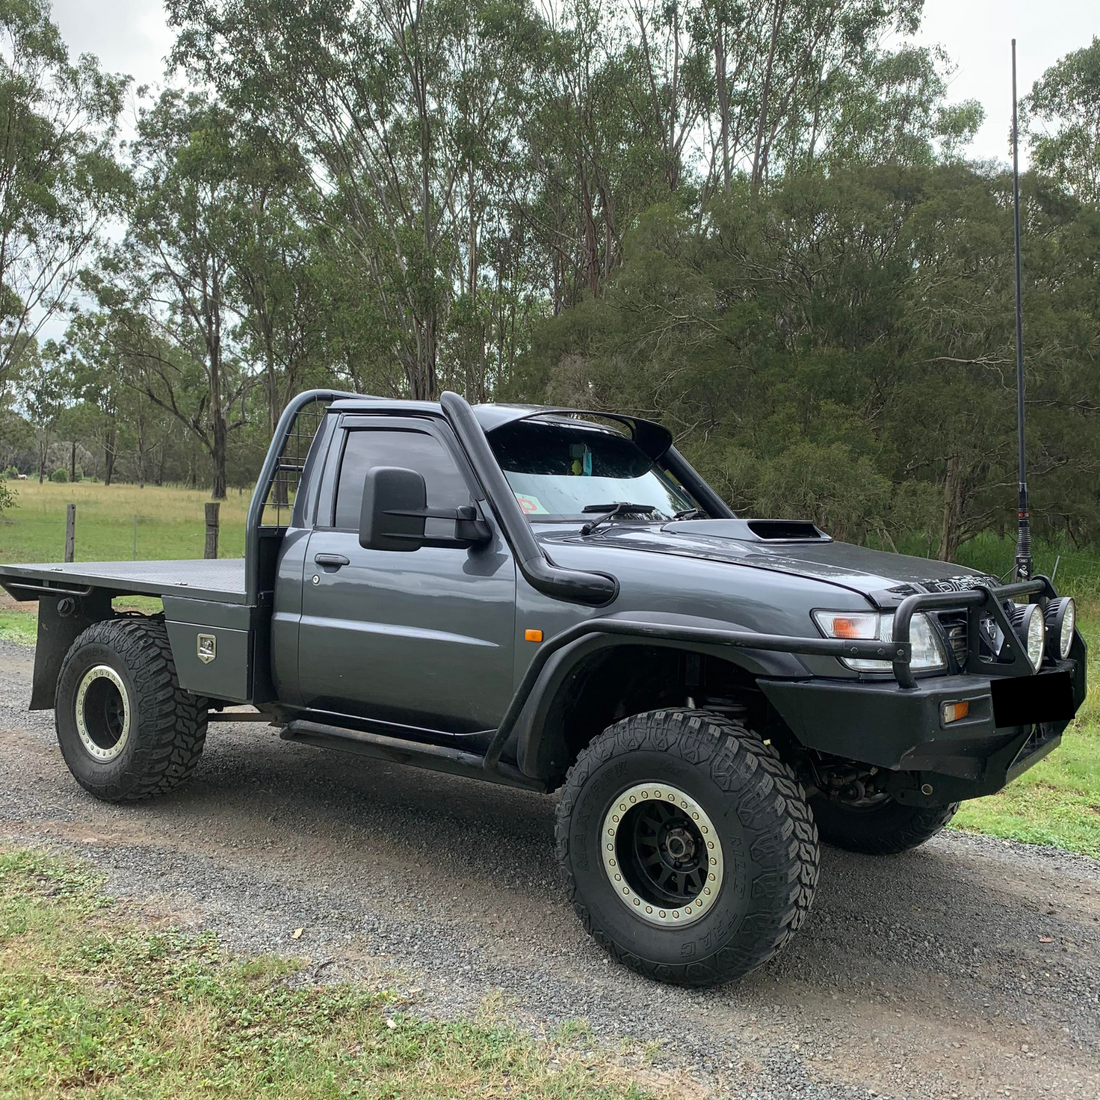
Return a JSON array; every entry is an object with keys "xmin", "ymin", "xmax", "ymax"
[{"xmin": 1, "ymin": 637, "xmax": 1098, "ymax": 1099}]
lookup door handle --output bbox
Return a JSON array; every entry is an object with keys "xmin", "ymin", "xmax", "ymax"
[{"xmin": 313, "ymin": 553, "xmax": 350, "ymax": 568}]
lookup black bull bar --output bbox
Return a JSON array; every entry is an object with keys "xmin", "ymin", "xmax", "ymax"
[{"xmin": 891, "ymin": 576, "xmax": 1052, "ymax": 689}]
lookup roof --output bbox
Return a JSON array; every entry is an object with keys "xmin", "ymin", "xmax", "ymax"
[
  {"xmin": 327, "ymin": 397, "xmax": 567, "ymax": 432},
  {"xmin": 326, "ymin": 399, "xmax": 672, "ymax": 456}
]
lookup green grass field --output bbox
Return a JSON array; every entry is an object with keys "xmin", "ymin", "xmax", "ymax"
[
  {"xmin": 0, "ymin": 480, "xmax": 251, "ymax": 563},
  {"xmin": 1, "ymin": 483, "xmax": 1097, "ymax": 858},
  {"xmin": 0, "ymin": 850, "xmax": 656, "ymax": 1099}
]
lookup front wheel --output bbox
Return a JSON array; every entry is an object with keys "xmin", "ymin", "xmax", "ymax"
[
  {"xmin": 555, "ymin": 708, "xmax": 819, "ymax": 987},
  {"xmin": 809, "ymin": 791, "xmax": 958, "ymax": 855}
]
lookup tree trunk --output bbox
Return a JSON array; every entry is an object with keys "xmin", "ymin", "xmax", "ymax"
[
  {"xmin": 37, "ymin": 431, "xmax": 49, "ymax": 483},
  {"xmin": 103, "ymin": 421, "xmax": 116, "ymax": 487},
  {"xmin": 211, "ymin": 410, "xmax": 227, "ymax": 500},
  {"xmin": 581, "ymin": 169, "xmax": 601, "ymax": 298},
  {"xmin": 937, "ymin": 456, "xmax": 965, "ymax": 562},
  {"xmin": 752, "ymin": 0, "xmax": 784, "ymax": 193},
  {"xmin": 714, "ymin": 22, "xmax": 730, "ymax": 194},
  {"xmin": 207, "ymin": 258, "xmax": 227, "ymax": 500},
  {"xmin": 136, "ymin": 418, "xmax": 147, "ymax": 489},
  {"xmin": 266, "ymin": 341, "xmax": 288, "ymax": 507}
]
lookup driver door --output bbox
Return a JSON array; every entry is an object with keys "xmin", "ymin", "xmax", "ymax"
[{"xmin": 298, "ymin": 418, "xmax": 516, "ymax": 733}]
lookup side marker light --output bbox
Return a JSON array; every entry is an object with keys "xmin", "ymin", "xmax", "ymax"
[
  {"xmin": 941, "ymin": 701, "xmax": 970, "ymax": 724},
  {"xmin": 524, "ymin": 629, "xmax": 543, "ymax": 643}
]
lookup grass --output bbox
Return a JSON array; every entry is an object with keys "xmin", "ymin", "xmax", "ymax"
[
  {"xmin": 0, "ymin": 850, "xmax": 659, "ymax": 1100},
  {"xmin": 950, "ymin": 596, "xmax": 1100, "ymax": 858},
  {"xmin": 1, "ymin": 484, "xmax": 1098, "ymax": 859},
  {"xmin": 0, "ymin": 607, "xmax": 36, "ymax": 646},
  {"xmin": 937, "ymin": 533, "xmax": 1100, "ymax": 857},
  {"xmin": 0, "ymin": 480, "xmax": 250, "ymax": 564}
]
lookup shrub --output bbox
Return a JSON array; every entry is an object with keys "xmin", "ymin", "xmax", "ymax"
[
  {"xmin": 0, "ymin": 481, "xmax": 16, "ymax": 516},
  {"xmin": 3, "ymin": 466, "xmax": 17, "ymax": 480},
  {"xmin": 50, "ymin": 468, "xmax": 69, "ymax": 483}
]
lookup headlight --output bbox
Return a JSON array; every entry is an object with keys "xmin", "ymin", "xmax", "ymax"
[
  {"xmin": 1008, "ymin": 602, "xmax": 1045, "ymax": 670},
  {"xmin": 812, "ymin": 610, "xmax": 946, "ymax": 672},
  {"xmin": 1044, "ymin": 597, "xmax": 1076, "ymax": 660}
]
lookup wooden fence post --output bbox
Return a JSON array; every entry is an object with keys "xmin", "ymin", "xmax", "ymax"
[
  {"xmin": 65, "ymin": 503, "xmax": 75, "ymax": 563},
  {"xmin": 204, "ymin": 502, "xmax": 220, "ymax": 560}
]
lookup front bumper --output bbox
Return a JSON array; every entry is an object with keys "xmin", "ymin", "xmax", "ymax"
[{"xmin": 759, "ymin": 644, "xmax": 1086, "ymax": 804}]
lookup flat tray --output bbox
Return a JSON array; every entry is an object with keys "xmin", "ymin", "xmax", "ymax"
[{"xmin": 0, "ymin": 559, "xmax": 248, "ymax": 605}]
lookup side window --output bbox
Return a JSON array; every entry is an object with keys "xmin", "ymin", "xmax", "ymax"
[{"xmin": 333, "ymin": 428, "xmax": 471, "ymax": 529}]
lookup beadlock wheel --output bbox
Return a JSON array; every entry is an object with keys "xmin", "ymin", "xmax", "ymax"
[
  {"xmin": 601, "ymin": 782, "xmax": 723, "ymax": 926},
  {"xmin": 75, "ymin": 664, "xmax": 131, "ymax": 762},
  {"xmin": 555, "ymin": 708, "xmax": 819, "ymax": 986}
]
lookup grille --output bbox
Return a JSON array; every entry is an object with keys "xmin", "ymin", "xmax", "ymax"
[{"xmin": 936, "ymin": 611, "xmax": 969, "ymax": 670}]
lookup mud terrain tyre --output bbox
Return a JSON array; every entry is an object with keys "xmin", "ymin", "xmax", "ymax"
[
  {"xmin": 809, "ymin": 794, "xmax": 958, "ymax": 855},
  {"xmin": 555, "ymin": 708, "xmax": 819, "ymax": 986},
  {"xmin": 55, "ymin": 618, "xmax": 207, "ymax": 802}
]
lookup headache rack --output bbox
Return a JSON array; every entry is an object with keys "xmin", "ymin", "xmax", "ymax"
[{"xmin": 244, "ymin": 388, "xmax": 357, "ymax": 604}]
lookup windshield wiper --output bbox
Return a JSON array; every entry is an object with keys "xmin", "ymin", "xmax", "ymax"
[
  {"xmin": 672, "ymin": 508, "xmax": 707, "ymax": 521},
  {"xmin": 579, "ymin": 502, "xmax": 658, "ymax": 536}
]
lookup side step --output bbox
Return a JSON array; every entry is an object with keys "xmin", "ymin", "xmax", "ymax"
[{"xmin": 281, "ymin": 719, "xmax": 547, "ymax": 792}]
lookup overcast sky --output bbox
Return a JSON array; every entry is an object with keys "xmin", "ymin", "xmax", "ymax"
[{"xmin": 50, "ymin": 0, "xmax": 1100, "ymax": 164}]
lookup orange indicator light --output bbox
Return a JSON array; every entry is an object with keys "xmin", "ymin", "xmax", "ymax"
[
  {"xmin": 830, "ymin": 617, "xmax": 865, "ymax": 639},
  {"xmin": 524, "ymin": 629, "xmax": 544, "ymax": 643},
  {"xmin": 941, "ymin": 701, "xmax": 970, "ymax": 724}
]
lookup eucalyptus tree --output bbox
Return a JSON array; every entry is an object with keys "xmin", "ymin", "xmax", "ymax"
[
  {"xmin": 169, "ymin": 0, "xmax": 546, "ymax": 401},
  {"xmin": 1022, "ymin": 36, "xmax": 1100, "ymax": 204},
  {"xmin": 47, "ymin": 310, "xmax": 121, "ymax": 484},
  {"xmin": 220, "ymin": 127, "xmax": 327, "ymax": 434},
  {"xmin": 0, "ymin": 0, "xmax": 126, "ymax": 390},
  {"xmin": 23, "ymin": 337, "xmax": 66, "ymax": 482},
  {"xmin": 693, "ymin": 0, "xmax": 934, "ymax": 195},
  {"xmin": 89, "ymin": 90, "xmax": 251, "ymax": 499},
  {"xmin": 515, "ymin": 0, "xmax": 669, "ymax": 312},
  {"xmin": 623, "ymin": 0, "xmax": 709, "ymax": 193}
]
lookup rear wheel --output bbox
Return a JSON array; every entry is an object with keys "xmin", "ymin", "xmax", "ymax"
[
  {"xmin": 55, "ymin": 618, "xmax": 207, "ymax": 802},
  {"xmin": 555, "ymin": 708, "xmax": 818, "ymax": 986},
  {"xmin": 809, "ymin": 791, "xmax": 958, "ymax": 855}
]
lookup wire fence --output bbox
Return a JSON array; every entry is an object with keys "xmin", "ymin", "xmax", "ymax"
[{"xmin": 1, "ymin": 514, "xmax": 247, "ymax": 564}]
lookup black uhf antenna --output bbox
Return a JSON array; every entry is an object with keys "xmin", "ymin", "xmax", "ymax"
[{"xmin": 1011, "ymin": 38, "xmax": 1032, "ymax": 582}]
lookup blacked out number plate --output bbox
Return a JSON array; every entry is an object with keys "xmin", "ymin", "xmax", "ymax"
[{"xmin": 990, "ymin": 670, "xmax": 1075, "ymax": 728}]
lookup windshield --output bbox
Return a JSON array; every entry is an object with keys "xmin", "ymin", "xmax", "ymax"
[{"xmin": 488, "ymin": 418, "xmax": 697, "ymax": 520}]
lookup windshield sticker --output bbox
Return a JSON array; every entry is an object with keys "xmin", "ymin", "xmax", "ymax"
[{"xmin": 515, "ymin": 493, "xmax": 550, "ymax": 515}]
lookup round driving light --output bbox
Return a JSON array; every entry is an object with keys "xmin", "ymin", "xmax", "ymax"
[
  {"xmin": 1044, "ymin": 597, "xmax": 1076, "ymax": 661},
  {"xmin": 1008, "ymin": 603, "xmax": 1045, "ymax": 670}
]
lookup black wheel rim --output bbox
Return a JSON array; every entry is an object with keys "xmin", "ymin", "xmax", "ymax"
[
  {"xmin": 601, "ymin": 783, "xmax": 723, "ymax": 926},
  {"xmin": 620, "ymin": 799, "xmax": 708, "ymax": 907},
  {"xmin": 87, "ymin": 680, "xmax": 126, "ymax": 747}
]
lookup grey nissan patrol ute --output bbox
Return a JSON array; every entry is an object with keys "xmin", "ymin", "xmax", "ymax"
[{"xmin": 0, "ymin": 389, "xmax": 1085, "ymax": 986}]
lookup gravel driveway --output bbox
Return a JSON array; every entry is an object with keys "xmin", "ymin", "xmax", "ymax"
[{"xmin": 1, "ymin": 637, "xmax": 1098, "ymax": 1099}]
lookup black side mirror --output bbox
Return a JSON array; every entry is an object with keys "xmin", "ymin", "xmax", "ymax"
[{"xmin": 359, "ymin": 467, "xmax": 491, "ymax": 551}]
